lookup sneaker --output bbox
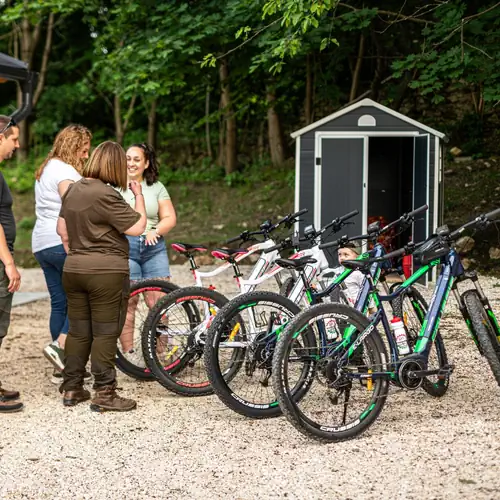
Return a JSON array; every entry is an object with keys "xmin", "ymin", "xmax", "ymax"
[
  {"xmin": 51, "ymin": 370, "xmax": 92, "ymax": 385},
  {"xmin": 0, "ymin": 384, "xmax": 20, "ymax": 401},
  {"xmin": 43, "ymin": 341, "xmax": 65, "ymax": 371}
]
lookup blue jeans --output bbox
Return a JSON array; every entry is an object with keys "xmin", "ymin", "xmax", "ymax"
[
  {"xmin": 127, "ymin": 235, "xmax": 170, "ymax": 281},
  {"xmin": 34, "ymin": 244, "xmax": 68, "ymax": 341}
]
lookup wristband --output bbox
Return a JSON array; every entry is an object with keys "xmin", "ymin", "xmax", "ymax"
[{"xmin": 134, "ymin": 193, "xmax": 144, "ymax": 198}]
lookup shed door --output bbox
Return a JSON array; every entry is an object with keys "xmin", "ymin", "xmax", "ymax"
[
  {"xmin": 413, "ymin": 134, "xmax": 429, "ymax": 243},
  {"xmin": 318, "ymin": 137, "xmax": 365, "ymax": 235}
]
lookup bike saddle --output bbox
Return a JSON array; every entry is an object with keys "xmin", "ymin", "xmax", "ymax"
[
  {"xmin": 211, "ymin": 248, "xmax": 248, "ymax": 260},
  {"xmin": 171, "ymin": 243, "xmax": 208, "ymax": 254},
  {"xmin": 275, "ymin": 257, "xmax": 317, "ymax": 270},
  {"xmin": 341, "ymin": 259, "xmax": 371, "ymax": 271}
]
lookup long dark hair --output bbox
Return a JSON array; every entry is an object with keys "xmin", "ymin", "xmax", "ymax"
[{"xmin": 128, "ymin": 143, "xmax": 159, "ymax": 186}]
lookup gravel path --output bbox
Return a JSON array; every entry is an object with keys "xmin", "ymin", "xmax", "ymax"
[{"xmin": 1, "ymin": 265, "xmax": 499, "ymax": 499}]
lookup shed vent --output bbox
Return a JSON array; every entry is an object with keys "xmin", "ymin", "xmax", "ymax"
[{"xmin": 358, "ymin": 114, "xmax": 376, "ymax": 127}]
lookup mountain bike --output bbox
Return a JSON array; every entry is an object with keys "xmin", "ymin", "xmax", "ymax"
[
  {"xmin": 203, "ymin": 206, "xmax": 442, "ymax": 418},
  {"xmin": 272, "ymin": 208, "xmax": 500, "ymax": 442}
]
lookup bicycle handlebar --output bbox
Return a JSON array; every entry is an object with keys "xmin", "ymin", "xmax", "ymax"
[{"xmin": 449, "ymin": 207, "xmax": 500, "ymax": 241}]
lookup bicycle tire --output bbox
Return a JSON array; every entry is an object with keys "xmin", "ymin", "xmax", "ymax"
[
  {"xmin": 204, "ymin": 291, "xmax": 310, "ymax": 419},
  {"xmin": 273, "ymin": 303, "xmax": 389, "ymax": 442},
  {"xmin": 392, "ymin": 285, "xmax": 449, "ymax": 397},
  {"xmin": 463, "ymin": 290, "xmax": 500, "ymax": 386},
  {"xmin": 116, "ymin": 279, "xmax": 179, "ymax": 381},
  {"xmin": 142, "ymin": 286, "xmax": 229, "ymax": 396},
  {"xmin": 279, "ymin": 277, "xmax": 296, "ymax": 298}
]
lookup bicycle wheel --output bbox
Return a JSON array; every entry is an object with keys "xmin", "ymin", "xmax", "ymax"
[
  {"xmin": 273, "ymin": 303, "xmax": 389, "ymax": 442},
  {"xmin": 116, "ymin": 279, "xmax": 179, "ymax": 381},
  {"xmin": 463, "ymin": 290, "xmax": 500, "ymax": 386},
  {"xmin": 142, "ymin": 286, "xmax": 229, "ymax": 396},
  {"xmin": 279, "ymin": 277, "xmax": 296, "ymax": 297},
  {"xmin": 392, "ymin": 285, "xmax": 449, "ymax": 397},
  {"xmin": 204, "ymin": 291, "xmax": 314, "ymax": 419}
]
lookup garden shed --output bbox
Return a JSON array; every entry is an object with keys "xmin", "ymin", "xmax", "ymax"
[
  {"xmin": 292, "ymin": 98, "xmax": 446, "ymax": 256},
  {"xmin": 0, "ymin": 51, "xmax": 37, "ymax": 122}
]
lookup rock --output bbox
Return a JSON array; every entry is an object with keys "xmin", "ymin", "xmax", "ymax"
[
  {"xmin": 454, "ymin": 156, "xmax": 473, "ymax": 163},
  {"xmin": 489, "ymin": 247, "xmax": 500, "ymax": 260},
  {"xmin": 450, "ymin": 147, "xmax": 462, "ymax": 156},
  {"xmin": 462, "ymin": 258, "xmax": 472, "ymax": 270},
  {"xmin": 444, "ymin": 169, "xmax": 455, "ymax": 175},
  {"xmin": 485, "ymin": 162, "xmax": 491, "ymax": 168},
  {"xmin": 455, "ymin": 236, "xmax": 475, "ymax": 254},
  {"xmin": 466, "ymin": 165, "xmax": 472, "ymax": 172}
]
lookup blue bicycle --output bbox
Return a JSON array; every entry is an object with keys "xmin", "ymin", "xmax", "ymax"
[{"xmin": 272, "ymin": 208, "xmax": 500, "ymax": 442}]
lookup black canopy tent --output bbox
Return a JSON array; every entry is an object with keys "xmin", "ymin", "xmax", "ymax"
[{"xmin": 0, "ymin": 52, "xmax": 38, "ymax": 122}]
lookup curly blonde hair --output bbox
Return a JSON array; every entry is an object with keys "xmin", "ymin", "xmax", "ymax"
[{"xmin": 35, "ymin": 124, "xmax": 92, "ymax": 180}]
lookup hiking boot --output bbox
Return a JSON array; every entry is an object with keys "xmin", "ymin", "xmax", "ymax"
[
  {"xmin": 63, "ymin": 388, "xmax": 91, "ymax": 407},
  {"xmin": 43, "ymin": 341, "xmax": 65, "ymax": 371},
  {"xmin": 0, "ymin": 385, "xmax": 20, "ymax": 401},
  {"xmin": 51, "ymin": 369, "xmax": 92, "ymax": 385},
  {"xmin": 90, "ymin": 385, "xmax": 137, "ymax": 412},
  {"xmin": 0, "ymin": 399, "xmax": 23, "ymax": 413}
]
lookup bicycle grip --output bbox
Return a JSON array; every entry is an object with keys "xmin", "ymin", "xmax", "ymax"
[
  {"xmin": 407, "ymin": 204, "xmax": 428, "ymax": 218},
  {"xmin": 339, "ymin": 209, "xmax": 359, "ymax": 223},
  {"xmin": 225, "ymin": 234, "xmax": 243, "ymax": 244},
  {"xmin": 485, "ymin": 207, "xmax": 500, "ymax": 221},
  {"xmin": 290, "ymin": 208, "xmax": 308, "ymax": 219},
  {"xmin": 319, "ymin": 239, "xmax": 340, "ymax": 250},
  {"xmin": 378, "ymin": 247, "xmax": 406, "ymax": 261}
]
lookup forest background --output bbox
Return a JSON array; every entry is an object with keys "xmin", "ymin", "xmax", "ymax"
[{"xmin": 0, "ymin": 0, "xmax": 499, "ymax": 271}]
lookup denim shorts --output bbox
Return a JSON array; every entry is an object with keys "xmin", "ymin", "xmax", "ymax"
[{"xmin": 127, "ymin": 235, "xmax": 171, "ymax": 281}]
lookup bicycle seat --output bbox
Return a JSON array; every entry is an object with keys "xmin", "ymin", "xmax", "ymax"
[
  {"xmin": 171, "ymin": 243, "xmax": 208, "ymax": 254},
  {"xmin": 341, "ymin": 259, "xmax": 371, "ymax": 271},
  {"xmin": 211, "ymin": 248, "xmax": 248, "ymax": 260},
  {"xmin": 275, "ymin": 257, "xmax": 317, "ymax": 270}
]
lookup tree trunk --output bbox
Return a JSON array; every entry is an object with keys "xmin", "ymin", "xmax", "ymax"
[
  {"xmin": 114, "ymin": 95, "xmax": 124, "ymax": 145},
  {"xmin": 11, "ymin": 10, "xmax": 55, "ymax": 161},
  {"xmin": 219, "ymin": 59, "xmax": 237, "ymax": 175},
  {"xmin": 349, "ymin": 34, "xmax": 365, "ymax": 102},
  {"xmin": 205, "ymin": 84, "xmax": 212, "ymax": 158},
  {"xmin": 305, "ymin": 54, "xmax": 313, "ymax": 125},
  {"xmin": 257, "ymin": 121, "xmax": 265, "ymax": 161},
  {"xmin": 147, "ymin": 98, "xmax": 158, "ymax": 149},
  {"xmin": 217, "ymin": 92, "xmax": 225, "ymax": 166},
  {"xmin": 267, "ymin": 89, "xmax": 285, "ymax": 166}
]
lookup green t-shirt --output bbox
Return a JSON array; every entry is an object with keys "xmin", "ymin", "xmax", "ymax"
[{"xmin": 117, "ymin": 180, "xmax": 171, "ymax": 235}]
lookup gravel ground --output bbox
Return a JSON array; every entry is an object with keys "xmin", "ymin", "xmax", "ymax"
[{"xmin": 1, "ymin": 265, "xmax": 500, "ymax": 499}]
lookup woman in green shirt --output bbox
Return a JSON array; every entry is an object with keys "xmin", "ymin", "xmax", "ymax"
[{"xmin": 119, "ymin": 143, "xmax": 177, "ymax": 353}]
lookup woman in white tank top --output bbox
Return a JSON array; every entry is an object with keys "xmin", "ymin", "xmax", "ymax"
[{"xmin": 32, "ymin": 125, "xmax": 92, "ymax": 382}]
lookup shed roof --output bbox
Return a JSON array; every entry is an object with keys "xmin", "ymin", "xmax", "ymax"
[{"xmin": 291, "ymin": 98, "xmax": 445, "ymax": 140}]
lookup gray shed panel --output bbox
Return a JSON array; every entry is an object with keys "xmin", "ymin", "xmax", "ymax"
[
  {"xmin": 299, "ymin": 135, "xmax": 316, "ymax": 228},
  {"xmin": 314, "ymin": 106, "xmax": 426, "ymax": 133}
]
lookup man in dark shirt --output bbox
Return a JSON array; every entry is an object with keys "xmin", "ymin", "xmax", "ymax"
[{"xmin": 0, "ymin": 115, "xmax": 23, "ymax": 413}]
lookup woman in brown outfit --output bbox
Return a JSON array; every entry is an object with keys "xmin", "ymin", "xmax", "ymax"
[{"xmin": 57, "ymin": 141, "xmax": 146, "ymax": 411}]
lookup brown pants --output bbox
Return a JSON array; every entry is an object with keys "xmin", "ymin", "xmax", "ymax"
[{"xmin": 61, "ymin": 272, "xmax": 129, "ymax": 391}]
